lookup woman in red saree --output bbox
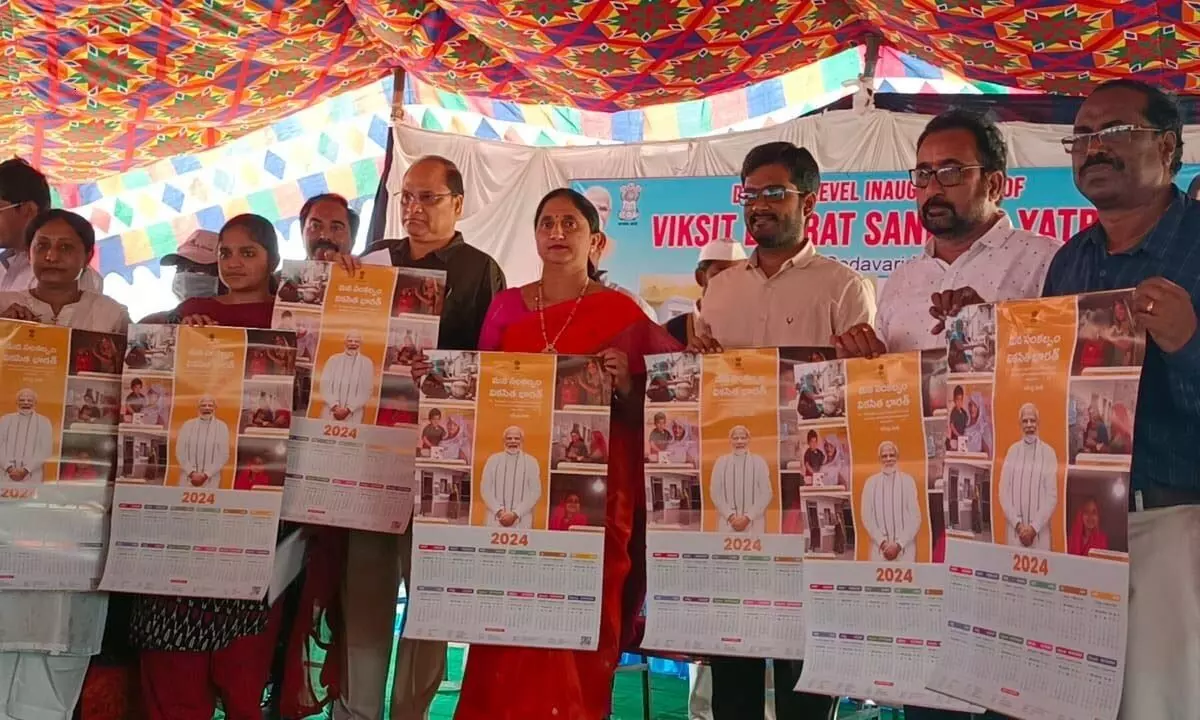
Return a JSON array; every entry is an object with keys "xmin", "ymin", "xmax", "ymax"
[{"xmin": 454, "ymin": 189, "xmax": 680, "ymax": 719}]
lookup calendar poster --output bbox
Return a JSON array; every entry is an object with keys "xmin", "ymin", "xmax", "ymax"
[
  {"xmin": 273, "ymin": 260, "xmax": 443, "ymax": 533},
  {"xmin": 404, "ymin": 351, "xmax": 609, "ymax": 650},
  {"xmin": 639, "ymin": 348, "xmax": 834, "ymax": 659},
  {"xmin": 927, "ymin": 291, "xmax": 1142, "ymax": 720},
  {"xmin": 100, "ymin": 324, "xmax": 295, "ymax": 599},
  {"xmin": 0, "ymin": 322, "xmax": 124, "ymax": 591},
  {"xmin": 795, "ymin": 349, "xmax": 982, "ymax": 713}
]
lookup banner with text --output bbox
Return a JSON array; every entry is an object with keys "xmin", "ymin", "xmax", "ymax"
[
  {"xmin": 274, "ymin": 260, "xmax": 443, "ymax": 533},
  {"xmin": 100, "ymin": 324, "xmax": 296, "ymax": 599},
  {"xmin": 404, "ymin": 351, "xmax": 610, "ymax": 650},
  {"xmin": 0, "ymin": 322, "xmax": 124, "ymax": 591},
  {"xmin": 572, "ymin": 168, "xmax": 1200, "ymax": 321},
  {"xmin": 640, "ymin": 347, "xmax": 837, "ymax": 659},
  {"xmin": 794, "ymin": 349, "xmax": 982, "ymax": 713},
  {"xmin": 927, "ymin": 291, "xmax": 1142, "ymax": 720}
]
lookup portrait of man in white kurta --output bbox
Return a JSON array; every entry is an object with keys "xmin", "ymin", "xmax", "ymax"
[
  {"xmin": 710, "ymin": 425, "xmax": 772, "ymax": 533},
  {"xmin": 481, "ymin": 426, "xmax": 541, "ymax": 528},
  {"xmin": 0, "ymin": 388, "xmax": 53, "ymax": 483},
  {"xmin": 861, "ymin": 440, "xmax": 922, "ymax": 562},
  {"xmin": 320, "ymin": 331, "xmax": 374, "ymax": 423},
  {"xmin": 1000, "ymin": 403, "xmax": 1058, "ymax": 550},
  {"xmin": 176, "ymin": 395, "xmax": 230, "ymax": 488}
]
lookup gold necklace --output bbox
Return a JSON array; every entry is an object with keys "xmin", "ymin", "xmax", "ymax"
[{"xmin": 537, "ymin": 279, "xmax": 588, "ymax": 353}]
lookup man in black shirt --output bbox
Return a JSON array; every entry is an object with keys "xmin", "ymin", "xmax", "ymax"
[{"xmin": 335, "ymin": 156, "xmax": 505, "ymax": 720}]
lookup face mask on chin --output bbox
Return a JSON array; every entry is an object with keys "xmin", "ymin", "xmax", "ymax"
[{"xmin": 172, "ymin": 272, "xmax": 219, "ymax": 302}]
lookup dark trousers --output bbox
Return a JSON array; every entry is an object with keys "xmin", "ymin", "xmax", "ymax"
[
  {"xmin": 710, "ymin": 657, "xmax": 836, "ymax": 719},
  {"xmin": 904, "ymin": 706, "xmax": 1010, "ymax": 719}
]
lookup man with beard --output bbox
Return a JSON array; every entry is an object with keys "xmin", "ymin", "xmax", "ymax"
[
  {"xmin": 329, "ymin": 156, "xmax": 505, "ymax": 720},
  {"xmin": 692, "ymin": 140, "xmax": 863, "ymax": 720},
  {"xmin": 302, "ymin": 193, "xmax": 360, "ymax": 259},
  {"xmin": 1042, "ymin": 79, "xmax": 1200, "ymax": 719},
  {"xmin": 832, "ymin": 110, "xmax": 1060, "ymax": 361}
]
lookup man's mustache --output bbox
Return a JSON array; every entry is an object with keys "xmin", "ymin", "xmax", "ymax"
[
  {"xmin": 310, "ymin": 240, "xmax": 340, "ymax": 255},
  {"xmin": 1081, "ymin": 154, "xmax": 1123, "ymax": 173},
  {"xmin": 748, "ymin": 212, "xmax": 776, "ymax": 224},
  {"xmin": 920, "ymin": 199, "xmax": 955, "ymax": 217}
]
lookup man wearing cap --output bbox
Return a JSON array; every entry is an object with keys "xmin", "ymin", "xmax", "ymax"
[
  {"xmin": 0, "ymin": 158, "xmax": 104, "ymax": 293},
  {"xmin": 138, "ymin": 229, "xmax": 220, "ymax": 323},
  {"xmin": 664, "ymin": 239, "xmax": 747, "ymax": 346}
]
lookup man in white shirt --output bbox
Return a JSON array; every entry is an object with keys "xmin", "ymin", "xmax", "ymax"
[
  {"xmin": 833, "ymin": 110, "xmax": 1061, "ymax": 358},
  {"xmin": 861, "ymin": 441, "xmax": 922, "ymax": 562},
  {"xmin": 0, "ymin": 159, "xmax": 103, "ymax": 293},
  {"xmin": 176, "ymin": 395, "xmax": 230, "ymax": 488},
  {"xmin": 710, "ymin": 425, "xmax": 771, "ymax": 533},
  {"xmin": 692, "ymin": 141, "xmax": 856, "ymax": 720},
  {"xmin": 999, "ymin": 403, "xmax": 1058, "ymax": 550},
  {"xmin": 320, "ymin": 331, "xmax": 375, "ymax": 423},
  {"xmin": 0, "ymin": 388, "xmax": 53, "ymax": 483},
  {"xmin": 481, "ymin": 426, "xmax": 541, "ymax": 528}
]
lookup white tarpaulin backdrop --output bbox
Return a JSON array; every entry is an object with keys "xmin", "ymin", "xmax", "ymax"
[{"xmin": 384, "ymin": 108, "xmax": 1200, "ymax": 287}]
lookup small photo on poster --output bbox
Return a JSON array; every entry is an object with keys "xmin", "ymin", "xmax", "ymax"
[
  {"xmin": 68, "ymin": 331, "xmax": 125, "ymax": 376},
  {"xmin": 780, "ymin": 475, "xmax": 810, "ymax": 535},
  {"xmin": 292, "ymin": 366, "xmax": 313, "ymax": 414},
  {"xmin": 119, "ymin": 377, "xmax": 171, "ymax": 430},
  {"xmin": 477, "ymin": 424, "xmax": 545, "ymax": 530},
  {"xmin": 778, "ymin": 347, "xmax": 837, "ymax": 409},
  {"xmin": 547, "ymin": 473, "xmax": 606, "ymax": 531},
  {"xmin": 377, "ymin": 374, "xmax": 419, "ymax": 428},
  {"xmin": 789, "ymin": 359, "xmax": 846, "ymax": 424},
  {"xmin": 644, "ymin": 410, "xmax": 699, "ymax": 469},
  {"xmin": 921, "ymin": 349, "xmax": 949, "ymax": 418},
  {"xmin": 802, "ymin": 492, "xmax": 855, "ymax": 559},
  {"xmin": 414, "ymin": 467, "xmax": 471, "ymax": 524},
  {"xmin": 925, "ymin": 418, "xmax": 947, "ymax": 487},
  {"xmin": 384, "ymin": 321, "xmax": 438, "ymax": 376},
  {"xmin": 943, "ymin": 462, "xmax": 992, "ymax": 543},
  {"xmin": 419, "ymin": 351, "xmax": 478, "ymax": 403},
  {"xmin": 556, "ymin": 356, "xmax": 611, "ymax": 411},
  {"xmin": 1068, "ymin": 378, "xmax": 1136, "ymax": 468},
  {"xmin": 117, "ymin": 431, "xmax": 168, "ymax": 484},
  {"xmin": 244, "ymin": 330, "xmax": 297, "ymax": 379},
  {"xmin": 392, "ymin": 269, "xmax": 445, "ymax": 317},
  {"xmin": 277, "ymin": 263, "xmax": 330, "ymax": 306},
  {"xmin": 647, "ymin": 471, "xmax": 701, "ymax": 530},
  {"xmin": 124, "ymin": 325, "xmax": 176, "ymax": 374},
  {"xmin": 275, "ymin": 309, "xmax": 321, "ymax": 367},
  {"xmin": 239, "ymin": 382, "xmax": 293, "ymax": 436},
  {"xmin": 945, "ymin": 382, "xmax": 992, "ymax": 459},
  {"xmin": 645, "ymin": 353, "xmax": 700, "ymax": 405},
  {"xmin": 1065, "ymin": 468, "xmax": 1130, "ymax": 557},
  {"xmin": 417, "ymin": 407, "xmax": 474, "ymax": 467},
  {"xmin": 947, "ymin": 304, "xmax": 996, "ymax": 377},
  {"xmin": 172, "ymin": 395, "xmax": 234, "ymax": 489},
  {"xmin": 551, "ymin": 412, "xmax": 608, "ymax": 470},
  {"xmin": 779, "ymin": 420, "xmax": 849, "ymax": 489},
  {"xmin": 857, "ymin": 440, "xmax": 925, "ymax": 563},
  {"xmin": 65, "ymin": 377, "xmax": 121, "ymax": 429},
  {"xmin": 233, "ymin": 436, "xmax": 288, "ymax": 490},
  {"xmin": 60, "ymin": 432, "xmax": 117, "ymax": 484},
  {"xmin": 1073, "ymin": 291, "xmax": 1144, "ymax": 376}
]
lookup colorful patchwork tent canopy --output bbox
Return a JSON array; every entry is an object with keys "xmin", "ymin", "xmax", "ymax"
[{"xmin": 2, "ymin": 0, "xmax": 1191, "ymax": 183}]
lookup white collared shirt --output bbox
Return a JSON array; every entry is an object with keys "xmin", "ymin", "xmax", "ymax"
[
  {"xmin": 875, "ymin": 213, "xmax": 1061, "ymax": 352},
  {"xmin": 0, "ymin": 251, "xmax": 104, "ymax": 293},
  {"xmin": 699, "ymin": 242, "xmax": 876, "ymax": 348}
]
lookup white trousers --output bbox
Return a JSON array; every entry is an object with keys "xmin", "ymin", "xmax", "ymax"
[
  {"xmin": 688, "ymin": 663, "xmax": 712, "ymax": 720},
  {"xmin": 1119, "ymin": 504, "xmax": 1200, "ymax": 720},
  {"xmin": 0, "ymin": 652, "xmax": 89, "ymax": 720},
  {"xmin": 333, "ymin": 528, "xmax": 447, "ymax": 720}
]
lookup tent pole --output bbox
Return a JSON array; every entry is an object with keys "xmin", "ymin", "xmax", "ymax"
[{"xmin": 391, "ymin": 67, "xmax": 407, "ymax": 125}]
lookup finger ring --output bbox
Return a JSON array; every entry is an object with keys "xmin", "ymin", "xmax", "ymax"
[{"xmin": 1146, "ymin": 300, "xmax": 1155, "ymax": 314}]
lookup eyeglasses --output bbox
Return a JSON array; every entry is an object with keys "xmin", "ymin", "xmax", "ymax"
[
  {"xmin": 400, "ymin": 191, "xmax": 457, "ymax": 206},
  {"xmin": 0, "ymin": 202, "xmax": 18, "ymax": 213},
  {"xmin": 1061, "ymin": 125, "xmax": 1161, "ymax": 154},
  {"xmin": 738, "ymin": 186, "xmax": 804, "ymax": 206},
  {"xmin": 908, "ymin": 165, "xmax": 984, "ymax": 189}
]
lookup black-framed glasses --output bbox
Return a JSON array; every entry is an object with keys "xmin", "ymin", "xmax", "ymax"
[
  {"xmin": 1061, "ymin": 124, "xmax": 1162, "ymax": 154},
  {"xmin": 738, "ymin": 186, "xmax": 804, "ymax": 206},
  {"xmin": 400, "ymin": 191, "xmax": 457, "ymax": 206},
  {"xmin": 908, "ymin": 165, "xmax": 984, "ymax": 189}
]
